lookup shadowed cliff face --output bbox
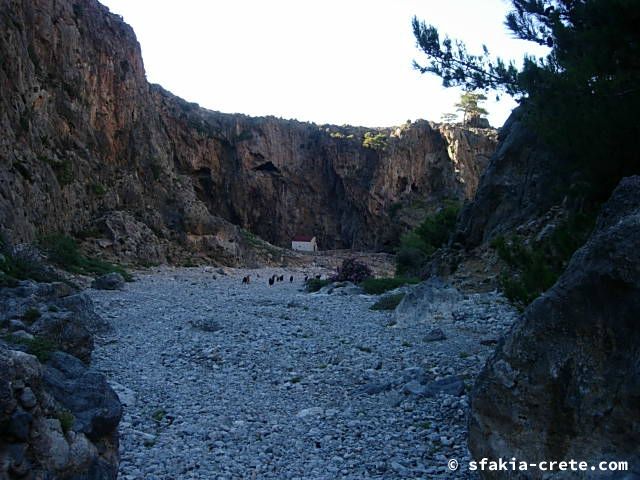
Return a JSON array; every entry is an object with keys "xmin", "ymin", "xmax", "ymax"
[{"xmin": 0, "ymin": 0, "xmax": 496, "ymax": 264}]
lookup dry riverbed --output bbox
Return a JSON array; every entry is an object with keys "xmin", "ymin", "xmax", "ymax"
[{"xmin": 90, "ymin": 265, "xmax": 517, "ymax": 479}]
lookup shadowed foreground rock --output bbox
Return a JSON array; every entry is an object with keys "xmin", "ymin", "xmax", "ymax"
[
  {"xmin": 0, "ymin": 346, "xmax": 121, "ymax": 479},
  {"xmin": 1, "ymin": 279, "xmax": 121, "ymax": 479},
  {"xmin": 469, "ymin": 176, "xmax": 640, "ymax": 478}
]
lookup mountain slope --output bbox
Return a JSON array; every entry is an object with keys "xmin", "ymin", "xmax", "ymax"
[{"xmin": 0, "ymin": 0, "xmax": 496, "ymax": 264}]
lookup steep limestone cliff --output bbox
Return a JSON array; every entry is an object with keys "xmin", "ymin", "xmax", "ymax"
[{"xmin": 0, "ymin": 0, "xmax": 496, "ymax": 264}]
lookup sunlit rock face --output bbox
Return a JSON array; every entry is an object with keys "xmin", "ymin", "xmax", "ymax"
[{"xmin": 0, "ymin": 0, "xmax": 496, "ymax": 262}]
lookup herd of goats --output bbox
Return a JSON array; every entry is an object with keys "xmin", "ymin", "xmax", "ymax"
[{"xmin": 240, "ymin": 273, "xmax": 324, "ymax": 286}]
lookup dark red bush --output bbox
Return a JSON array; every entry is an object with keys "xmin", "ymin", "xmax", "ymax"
[{"xmin": 332, "ymin": 258, "xmax": 373, "ymax": 283}]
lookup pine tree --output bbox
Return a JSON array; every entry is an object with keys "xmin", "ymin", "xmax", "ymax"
[
  {"xmin": 412, "ymin": 0, "xmax": 640, "ymax": 199},
  {"xmin": 454, "ymin": 92, "xmax": 488, "ymax": 123}
]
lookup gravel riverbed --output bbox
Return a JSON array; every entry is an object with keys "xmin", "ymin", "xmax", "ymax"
[{"xmin": 89, "ymin": 265, "xmax": 518, "ymax": 479}]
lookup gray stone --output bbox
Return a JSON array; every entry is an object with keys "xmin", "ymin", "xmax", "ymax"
[
  {"xmin": 8, "ymin": 319, "xmax": 27, "ymax": 331},
  {"xmin": 190, "ymin": 318, "xmax": 222, "ymax": 333},
  {"xmin": 394, "ymin": 278, "xmax": 462, "ymax": 325},
  {"xmin": 361, "ymin": 381, "xmax": 392, "ymax": 395},
  {"xmin": 402, "ymin": 380, "xmax": 427, "ymax": 396},
  {"xmin": 0, "ymin": 337, "xmax": 118, "ymax": 480},
  {"xmin": 296, "ymin": 407, "xmax": 324, "ymax": 418},
  {"xmin": 67, "ymin": 432, "xmax": 98, "ymax": 470},
  {"xmin": 19, "ymin": 387, "xmax": 37, "ymax": 409},
  {"xmin": 30, "ymin": 314, "xmax": 93, "ymax": 363},
  {"xmin": 84, "ymin": 264, "xmax": 520, "ymax": 479},
  {"xmin": 108, "ymin": 381, "xmax": 137, "ymax": 407},
  {"xmin": 423, "ymin": 376, "xmax": 465, "ymax": 397},
  {"xmin": 43, "ymin": 352, "xmax": 122, "ymax": 440},
  {"xmin": 6, "ymin": 443, "xmax": 29, "ymax": 476},
  {"xmin": 11, "ymin": 330, "xmax": 34, "ymax": 342},
  {"xmin": 424, "ymin": 328, "xmax": 447, "ymax": 342},
  {"xmin": 8, "ymin": 409, "xmax": 32, "ymax": 441},
  {"xmin": 455, "ymin": 107, "xmax": 570, "ymax": 248},
  {"xmin": 54, "ymin": 293, "xmax": 113, "ymax": 335},
  {"xmin": 35, "ymin": 282, "xmax": 75, "ymax": 299},
  {"xmin": 91, "ymin": 273, "xmax": 125, "ymax": 291},
  {"xmin": 36, "ymin": 418, "xmax": 71, "ymax": 470}
]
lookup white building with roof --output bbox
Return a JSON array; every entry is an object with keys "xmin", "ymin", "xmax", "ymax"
[{"xmin": 291, "ymin": 235, "xmax": 318, "ymax": 252}]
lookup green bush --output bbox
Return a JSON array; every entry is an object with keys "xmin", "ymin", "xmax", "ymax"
[
  {"xmin": 360, "ymin": 277, "xmax": 420, "ymax": 295},
  {"xmin": 3, "ymin": 335, "xmax": 58, "ymax": 362},
  {"xmin": 396, "ymin": 200, "xmax": 460, "ymax": 275},
  {"xmin": 0, "ymin": 272, "xmax": 19, "ymax": 288},
  {"xmin": 370, "ymin": 293, "xmax": 406, "ymax": 311},
  {"xmin": 56, "ymin": 410, "xmax": 75, "ymax": 432},
  {"xmin": 396, "ymin": 246, "xmax": 428, "ymax": 277},
  {"xmin": 42, "ymin": 234, "xmax": 81, "ymax": 267},
  {"xmin": 305, "ymin": 278, "xmax": 331, "ymax": 293},
  {"xmin": 53, "ymin": 158, "xmax": 73, "ymax": 187},
  {"xmin": 492, "ymin": 213, "xmax": 595, "ymax": 306},
  {"xmin": 40, "ymin": 234, "xmax": 132, "ymax": 281},
  {"xmin": 22, "ymin": 307, "xmax": 41, "ymax": 323},
  {"xmin": 90, "ymin": 183, "xmax": 107, "ymax": 196},
  {"xmin": 151, "ymin": 408, "xmax": 167, "ymax": 423},
  {"xmin": 399, "ymin": 231, "xmax": 433, "ymax": 256},
  {"xmin": 0, "ymin": 238, "xmax": 58, "ymax": 284},
  {"xmin": 413, "ymin": 200, "xmax": 460, "ymax": 248},
  {"xmin": 388, "ymin": 202, "xmax": 403, "ymax": 218},
  {"xmin": 362, "ymin": 132, "xmax": 388, "ymax": 151},
  {"xmin": 42, "ymin": 157, "xmax": 73, "ymax": 186}
]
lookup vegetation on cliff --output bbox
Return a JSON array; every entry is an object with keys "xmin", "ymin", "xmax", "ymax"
[
  {"xmin": 491, "ymin": 212, "xmax": 595, "ymax": 306},
  {"xmin": 396, "ymin": 200, "xmax": 460, "ymax": 276},
  {"xmin": 40, "ymin": 235, "xmax": 132, "ymax": 281},
  {"xmin": 0, "ymin": 237, "xmax": 58, "ymax": 286},
  {"xmin": 455, "ymin": 92, "xmax": 488, "ymax": 123}
]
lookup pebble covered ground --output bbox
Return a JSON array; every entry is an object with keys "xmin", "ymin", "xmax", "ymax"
[{"xmin": 90, "ymin": 265, "xmax": 518, "ymax": 479}]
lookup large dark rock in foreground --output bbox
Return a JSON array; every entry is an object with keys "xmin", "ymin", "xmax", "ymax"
[
  {"xmin": 0, "ymin": 346, "xmax": 121, "ymax": 479},
  {"xmin": 469, "ymin": 176, "xmax": 640, "ymax": 478},
  {"xmin": 1, "ymin": 279, "xmax": 121, "ymax": 479}
]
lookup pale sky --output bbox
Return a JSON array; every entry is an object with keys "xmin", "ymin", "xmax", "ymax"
[{"xmin": 100, "ymin": 0, "xmax": 548, "ymax": 128}]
